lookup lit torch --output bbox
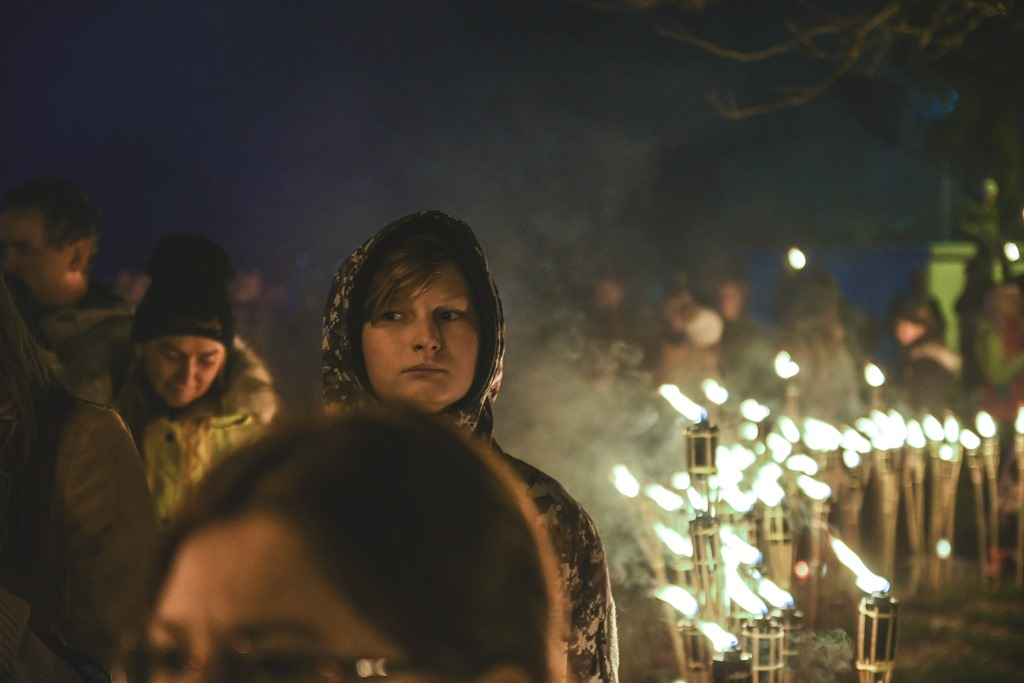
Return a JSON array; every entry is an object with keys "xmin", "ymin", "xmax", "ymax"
[
  {"xmin": 774, "ymin": 351, "xmax": 801, "ymax": 420},
  {"xmin": 840, "ymin": 425, "xmax": 873, "ymax": 554},
  {"xmin": 796, "ymin": 474, "xmax": 832, "ymax": 627},
  {"xmin": 924, "ymin": 413, "xmax": 961, "ymax": 588},
  {"xmin": 976, "ymin": 411, "xmax": 1000, "ymax": 588},
  {"xmin": 873, "ymin": 410, "xmax": 905, "ymax": 583},
  {"xmin": 680, "ymin": 620, "xmax": 743, "ymax": 683},
  {"xmin": 756, "ymin": 573, "xmax": 801, "ymax": 683},
  {"xmin": 960, "ymin": 428, "xmax": 988, "ymax": 587},
  {"xmin": 656, "ymin": 584, "xmax": 700, "ymax": 679},
  {"xmin": 831, "ymin": 537, "xmax": 898, "ymax": 683},
  {"xmin": 754, "ymin": 467, "xmax": 790, "ymax": 591},
  {"xmin": 691, "ymin": 515, "xmax": 727, "ymax": 623},
  {"xmin": 864, "ymin": 362, "xmax": 886, "ymax": 413},
  {"xmin": 721, "ymin": 554, "xmax": 778, "ymax": 683},
  {"xmin": 704, "ymin": 622, "xmax": 753, "ymax": 683},
  {"xmin": 902, "ymin": 420, "xmax": 927, "ymax": 592},
  {"xmin": 610, "ymin": 464, "xmax": 689, "ymax": 680}
]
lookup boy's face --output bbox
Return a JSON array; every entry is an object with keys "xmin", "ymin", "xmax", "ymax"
[{"xmin": 361, "ymin": 263, "xmax": 479, "ymax": 413}]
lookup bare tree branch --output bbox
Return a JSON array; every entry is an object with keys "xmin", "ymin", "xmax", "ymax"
[{"xmin": 572, "ymin": 0, "xmax": 1020, "ymax": 116}]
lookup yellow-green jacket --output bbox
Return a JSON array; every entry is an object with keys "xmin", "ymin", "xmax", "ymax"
[{"xmin": 118, "ymin": 337, "xmax": 278, "ymax": 524}]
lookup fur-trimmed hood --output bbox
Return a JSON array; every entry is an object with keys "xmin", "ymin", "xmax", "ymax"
[{"xmin": 118, "ymin": 336, "xmax": 278, "ymax": 437}]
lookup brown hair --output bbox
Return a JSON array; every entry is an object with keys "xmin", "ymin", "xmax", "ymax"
[
  {"xmin": 362, "ymin": 234, "xmax": 462, "ymax": 323},
  {"xmin": 145, "ymin": 407, "xmax": 559, "ymax": 683}
]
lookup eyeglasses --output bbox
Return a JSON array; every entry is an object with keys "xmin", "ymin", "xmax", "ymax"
[{"xmin": 114, "ymin": 643, "xmax": 429, "ymax": 683}]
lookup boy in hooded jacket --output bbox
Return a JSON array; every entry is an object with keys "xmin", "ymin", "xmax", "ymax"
[{"xmin": 322, "ymin": 210, "xmax": 618, "ymax": 683}]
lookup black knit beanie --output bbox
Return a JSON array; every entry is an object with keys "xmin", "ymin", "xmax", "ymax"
[{"xmin": 131, "ymin": 234, "xmax": 235, "ymax": 347}]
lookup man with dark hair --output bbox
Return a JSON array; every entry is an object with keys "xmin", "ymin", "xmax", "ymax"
[{"xmin": 1, "ymin": 176, "xmax": 133, "ymax": 403}]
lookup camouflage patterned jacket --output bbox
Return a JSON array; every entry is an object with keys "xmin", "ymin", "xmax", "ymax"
[{"xmin": 322, "ymin": 210, "xmax": 618, "ymax": 682}]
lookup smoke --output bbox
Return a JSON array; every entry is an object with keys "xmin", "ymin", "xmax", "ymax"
[
  {"xmin": 792, "ymin": 628, "xmax": 854, "ymax": 683},
  {"xmin": 492, "ymin": 228, "xmax": 697, "ymax": 587}
]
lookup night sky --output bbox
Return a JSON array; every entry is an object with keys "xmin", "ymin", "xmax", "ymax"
[
  {"xmin": 1, "ymin": 0, "xmax": 947, "ymax": 280},
  {"xmin": 1, "ymin": 0, "xmax": 953, "ymax": 519}
]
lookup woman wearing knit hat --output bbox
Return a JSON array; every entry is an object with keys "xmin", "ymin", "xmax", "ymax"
[{"xmin": 116, "ymin": 234, "xmax": 279, "ymax": 525}]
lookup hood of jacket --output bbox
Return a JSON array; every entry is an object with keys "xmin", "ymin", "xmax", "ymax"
[{"xmin": 322, "ymin": 210, "xmax": 505, "ymax": 437}]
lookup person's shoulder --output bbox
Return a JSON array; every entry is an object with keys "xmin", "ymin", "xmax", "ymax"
[
  {"xmin": 496, "ymin": 448, "xmax": 602, "ymax": 537},
  {"xmin": 55, "ymin": 403, "xmax": 140, "ymax": 485},
  {"xmin": 78, "ymin": 280, "xmax": 132, "ymax": 312},
  {"xmin": 61, "ymin": 402, "xmax": 133, "ymax": 445},
  {"xmin": 223, "ymin": 336, "xmax": 279, "ymax": 423}
]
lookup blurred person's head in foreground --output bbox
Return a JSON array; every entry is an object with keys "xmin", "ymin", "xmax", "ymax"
[{"xmin": 117, "ymin": 406, "xmax": 560, "ymax": 683}]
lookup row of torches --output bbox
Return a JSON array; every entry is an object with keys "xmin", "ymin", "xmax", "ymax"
[{"xmin": 609, "ymin": 355, "xmax": 1024, "ymax": 683}]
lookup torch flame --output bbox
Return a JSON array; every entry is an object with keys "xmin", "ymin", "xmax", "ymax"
[
  {"xmin": 976, "ymin": 411, "xmax": 997, "ymax": 439},
  {"xmin": 785, "ymin": 454, "xmax": 819, "ymax": 476},
  {"xmin": 720, "ymin": 527, "xmax": 763, "ymax": 565},
  {"xmin": 922, "ymin": 414, "xmax": 945, "ymax": 442},
  {"xmin": 871, "ymin": 423, "xmax": 905, "ymax": 451},
  {"xmin": 864, "ymin": 362, "xmax": 886, "ymax": 388},
  {"xmin": 656, "ymin": 584, "xmax": 700, "ymax": 618},
  {"xmin": 721, "ymin": 444, "xmax": 757, "ymax": 473},
  {"xmin": 726, "ymin": 565, "xmax": 769, "ymax": 616},
  {"xmin": 774, "ymin": 351, "xmax": 800, "ymax": 380},
  {"xmin": 698, "ymin": 621, "xmax": 741, "ymax": 652},
  {"xmin": 702, "ymin": 378, "xmax": 729, "ymax": 405},
  {"xmin": 686, "ymin": 487, "xmax": 709, "ymax": 512},
  {"xmin": 886, "ymin": 410, "xmax": 908, "ymax": 444},
  {"xmin": 843, "ymin": 449, "xmax": 862, "ymax": 468},
  {"xmin": 802, "ymin": 417, "xmax": 843, "ymax": 451},
  {"xmin": 657, "ymin": 384, "xmax": 706, "ymax": 422},
  {"xmin": 752, "ymin": 478, "xmax": 785, "ymax": 507},
  {"xmin": 1016, "ymin": 407, "xmax": 1024, "ymax": 435},
  {"xmin": 645, "ymin": 484, "xmax": 685, "ymax": 511},
  {"xmin": 855, "ymin": 417, "xmax": 880, "ymax": 441},
  {"xmin": 841, "ymin": 427, "xmax": 872, "ymax": 453},
  {"xmin": 653, "ymin": 521, "xmax": 694, "ymax": 557},
  {"xmin": 721, "ymin": 486, "xmax": 756, "ymax": 513},
  {"xmin": 905, "ymin": 419, "xmax": 926, "ymax": 449},
  {"xmin": 756, "ymin": 462, "xmax": 783, "ymax": 483},
  {"xmin": 831, "ymin": 537, "xmax": 891, "ymax": 594},
  {"xmin": 610, "ymin": 465, "xmax": 640, "ymax": 498},
  {"xmin": 739, "ymin": 399, "xmax": 771, "ymax": 422},
  {"xmin": 766, "ymin": 433, "xmax": 793, "ymax": 462},
  {"xmin": 777, "ymin": 416, "xmax": 801, "ymax": 443},
  {"xmin": 757, "ymin": 576, "xmax": 795, "ymax": 608},
  {"xmin": 943, "ymin": 414, "xmax": 960, "ymax": 443},
  {"xmin": 959, "ymin": 429, "xmax": 981, "ymax": 451},
  {"xmin": 796, "ymin": 474, "xmax": 832, "ymax": 501}
]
